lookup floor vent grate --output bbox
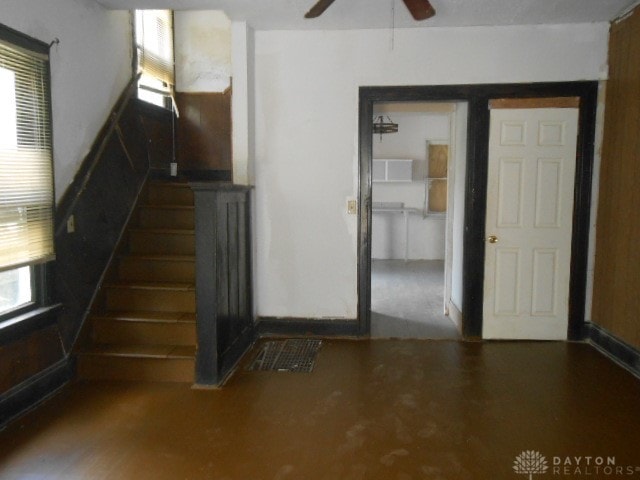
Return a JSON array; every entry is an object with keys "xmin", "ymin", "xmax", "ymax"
[{"xmin": 247, "ymin": 339, "xmax": 322, "ymax": 373}]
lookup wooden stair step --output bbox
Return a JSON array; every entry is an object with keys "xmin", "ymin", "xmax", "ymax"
[
  {"xmin": 129, "ymin": 228, "xmax": 195, "ymax": 235},
  {"xmin": 139, "ymin": 205, "xmax": 195, "ymax": 211},
  {"xmin": 91, "ymin": 311, "xmax": 196, "ymax": 323},
  {"xmin": 146, "ymin": 182, "xmax": 194, "ymax": 206},
  {"xmin": 147, "ymin": 180, "xmax": 190, "ymax": 187},
  {"xmin": 77, "ymin": 344, "xmax": 195, "ymax": 382},
  {"xmin": 105, "ymin": 281, "xmax": 195, "ymax": 290},
  {"xmin": 121, "ymin": 254, "xmax": 196, "ymax": 261},
  {"xmin": 117, "ymin": 255, "xmax": 195, "ymax": 282},
  {"xmin": 128, "ymin": 229, "xmax": 195, "ymax": 255},
  {"xmin": 104, "ymin": 282, "xmax": 196, "ymax": 313},
  {"xmin": 137, "ymin": 205, "xmax": 194, "ymax": 229},
  {"xmin": 91, "ymin": 315, "xmax": 196, "ymax": 346},
  {"xmin": 80, "ymin": 344, "xmax": 196, "ymax": 358}
]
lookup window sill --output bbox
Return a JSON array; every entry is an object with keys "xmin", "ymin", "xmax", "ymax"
[{"xmin": 0, "ymin": 304, "xmax": 62, "ymax": 346}]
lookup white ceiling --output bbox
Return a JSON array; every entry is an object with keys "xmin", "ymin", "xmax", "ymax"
[{"xmin": 94, "ymin": 0, "xmax": 638, "ymax": 30}]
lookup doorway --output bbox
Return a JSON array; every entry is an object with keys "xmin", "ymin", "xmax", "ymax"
[
  {"xmin": 357, "ymin": 83, "xmax": 598, "ymax": 340},
  {"xmin": 369, "ymin": 101, "xmax": 466, "ymax": 339}
]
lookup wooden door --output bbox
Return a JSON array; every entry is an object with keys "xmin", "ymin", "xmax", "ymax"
[{"xmin": 483, "ymin": 106, "xmax": 579, "ymax": 339}]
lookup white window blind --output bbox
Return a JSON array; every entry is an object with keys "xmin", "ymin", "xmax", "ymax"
[
  {"xmin": 135, "ymin": 10, "xmax": 174, "ymax": 89},
  {"xmin": 0, "ymin": 38, "xmax": 55, "ymax": 273}
]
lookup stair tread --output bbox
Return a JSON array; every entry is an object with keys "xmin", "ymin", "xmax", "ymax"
[
  {"xmin": 148, "ymin": 180, "xmax": 191, "ymax": 187},
  {"xmin": 91, "ymin": 311, "xmax": 196, "ymax": 323},
  {"xmin": 121, "ymin": 254, "xmax": 196, "ymax": 262},
  {"xmin": 104, "ymin": 281, "xmax": 195, "ymax": 291},
  {"xmin": 79, "ymin": 344, "xmax": 196, "ymax": 359},
  {"xmin": 139, "ymin": 204, "xmax": 194, "ymax": 210},
  {"xmin": 129, "ymin": 227, "xmax": 195, "ymax": 235}
]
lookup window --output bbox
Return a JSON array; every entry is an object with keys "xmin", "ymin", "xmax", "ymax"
[
  {"xmin": 426, "ymin": 143, "xmax": 449, "ymax": 213},
  {"xmin": 134, "ymin": 10, "xmax": 174, "ymax": 108},
  {"xmin": 0, "ymin": 26, "xmax": 54, "ymax": 320}
]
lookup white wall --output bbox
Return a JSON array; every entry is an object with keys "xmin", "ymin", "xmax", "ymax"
[
  {"xmin": 372, "ymin": 111, "xmax": 451, "ymax": 260},
  {"xmin": 0, "ymin": 0, "xmax": 132, "ymax": 202},
  {"xmin": 253, "ymin": 23, "xmax": 609, "ymax": 320},
  {"xmin": 450, "ymin": 103, "xmax": 468, "ymax": 311},
  {"xmin": 231, "ymin": 21, "xmax": 256, "ymax": 186},
  {"xmin": 174, "ymin": 11, "xmax": 231, "ymax": 93}
]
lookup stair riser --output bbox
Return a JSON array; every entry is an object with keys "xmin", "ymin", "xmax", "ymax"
[
  {"xmin": 138, "ymin": 208, "xmax": 194, "ymax": 229},
  {"xmin": 128, "ymin": 232, "xmax": 195, "ymax": 255},
  {"xmin": 105, "ymin": 288, "xmax": 196, "ymax": 313},
  {"xmin": 92, "ymin": 320, "xmax": 196, "ymax": 346},
  {"xmin": 77, "ymin": 355, "xmax": 194, "ymax": 382},
  {"xmin": 147, "ymin": 185, "xmax": 194, "ymax": 206},
  {"xmin": 118, "ymin": 258, "xmax": 195, "ymax": 283}
]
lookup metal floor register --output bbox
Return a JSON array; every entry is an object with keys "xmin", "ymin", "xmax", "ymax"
[{"xmin": 248, "ymin": 339, "xmax": 323, "ymax": 373}]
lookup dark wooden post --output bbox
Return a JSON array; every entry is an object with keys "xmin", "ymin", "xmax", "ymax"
[{"xmin": 190, "ymin": 183, "xmax": 254, "ymax": 386}]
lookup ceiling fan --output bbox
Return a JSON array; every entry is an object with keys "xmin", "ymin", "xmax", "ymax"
[{"xmin": 305, "ymin": 0, "xmax": 436, "ymax": 21}]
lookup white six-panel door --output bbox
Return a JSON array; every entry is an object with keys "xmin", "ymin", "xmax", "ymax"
[{"xmin": 483, "ymin": 107, "xmax": 579, "ymax": 340}]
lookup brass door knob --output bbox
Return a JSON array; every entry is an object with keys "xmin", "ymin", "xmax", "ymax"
[{"xmin": 487, "ymin": 235, "xmax": 499, "ymax": 244}]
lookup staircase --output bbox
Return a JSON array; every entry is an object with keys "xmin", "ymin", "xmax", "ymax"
[{"xmin": 77, "ymin": 181, "xmax": 197, "ymax": 382}]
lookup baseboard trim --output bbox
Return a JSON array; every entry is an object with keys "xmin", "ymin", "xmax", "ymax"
[
  {"xmin": 0, "ymin": 357, "xmax": 74, "ymax": 429},
  {"xmin": 587, "ymin": 322, "xmax": 640, "ymax": 379},
  {"xmin": 256, "ymin": 317, "xmax": 360, "ymax": 337}
]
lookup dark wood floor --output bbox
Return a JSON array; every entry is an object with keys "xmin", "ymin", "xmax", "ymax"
[{"xmin": 1, "ymin": 340, "xmax": 639, "ymax": 479}]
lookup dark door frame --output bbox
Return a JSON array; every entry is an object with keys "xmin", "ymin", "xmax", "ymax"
[{"xmin": 358, "ymin": 82, "xmax": 598, "ymax": 340}]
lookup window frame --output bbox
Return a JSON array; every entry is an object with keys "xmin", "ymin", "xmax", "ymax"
[
  {"xmin": 0, "ymin": 264, "xmax": 49, "ymax": 323},
  {"xmin": 426, "ymin": 141, "xmax": 450, "ymax": 215},
  {"xmin": 0, "ymin": 23, "xmax": 55, "ymax": 328}
]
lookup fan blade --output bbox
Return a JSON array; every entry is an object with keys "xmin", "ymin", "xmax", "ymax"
[
  {"xmin": 305, "ymin": 0, "xmax": 337, "ymax": 18},
  {"xmin": 402, "ymin": 0, "xmax": 436, "ymax": 20}
]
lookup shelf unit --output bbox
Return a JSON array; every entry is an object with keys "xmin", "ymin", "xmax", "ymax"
[{"xmin": 372, "ymin": 159, "xmax": 413, "ymax": 182}]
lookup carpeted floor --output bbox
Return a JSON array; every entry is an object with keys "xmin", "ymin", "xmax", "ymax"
[{"xmin": 371, "ymin": 260, "xmax": 460, "ymax": 339}]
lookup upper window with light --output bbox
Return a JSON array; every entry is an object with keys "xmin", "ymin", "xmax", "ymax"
[
  {"xmin": 0, "ymin": 25, "xmax": 55, "ymax": 321},
  {"xmin": 134, "ymin": 10, "xmax": 174, "ymax": 108}
]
